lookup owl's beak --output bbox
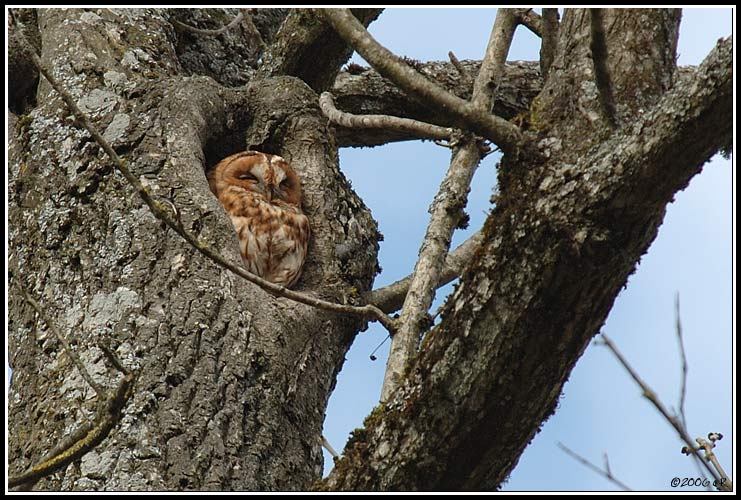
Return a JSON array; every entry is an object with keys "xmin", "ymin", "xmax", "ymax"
[{"xmin": 269, "ymin": 186, "xmax": 280, "ymax": 202}]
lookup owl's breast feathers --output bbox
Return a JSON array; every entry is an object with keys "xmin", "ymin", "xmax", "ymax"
[{"xmin": 220, "ymin": 186, "xmax": 310, "ymax": 288}]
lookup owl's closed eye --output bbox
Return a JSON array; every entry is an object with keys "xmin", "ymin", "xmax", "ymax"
[{"xmin": 208, "ymin": 151, "xmax": 310, "ymax": 288}]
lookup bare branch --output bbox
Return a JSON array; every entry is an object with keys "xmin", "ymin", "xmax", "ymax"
[
  {"xmin": 172, "ymin": 9, "xmax": 245, "ymax": 36},
  {"xmin": 20, "ymin": 287, "xmax": 105, "ymax": 399},
  {"xmin": 589, "ymin": 9, "xmax": 617, "ymax": 128},
  {"xmin": 470, "ymin": 9, "xmax": 518, "ymax": 111},
  {"xmin": 366, "ymin": 228, "xmax": 484, "ymax": 314},
  {"xmin": 380, "ymin": 9, "xmax": 518, "ymax": 401},
  {"xmin": 540, "ymin": 9, "xmax": 560, "ymax": 77},
  {"xmin": 332, "ymin": 59, "xmax": 541, "ymax": 148},
  {"xmin": 674, "ymin": 293, "xmax": 689, "ymax": 429},
  {"xmin": 320, "ymin": 91, "xmax": 452, "ymax": 141},
  {"xmin": 598, "ymin": 334, "xmax": 726, "ymax": 488},
  {"xmin": 513, "ymin": 8, "xmax": 543, "ymax": 36},
  {"xmin": 696, "ymin": 435, "xmax": 733, "ymax": 489},
  {"xmin": 319, "ymin": 8, "xmax": 523, "ymax": 154},
  {"xmin": 557, "ymin": 443, "xmax": 632, "ymax": 491},
  {"xmin": 12, "ymin": 22, "xmax": 397, "ymax": 336}
]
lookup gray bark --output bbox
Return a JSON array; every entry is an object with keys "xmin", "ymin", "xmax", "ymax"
[
  {"xmin": 7, "ymin": 7, "xmax": 730, "ymax": 492},
  {"xmin": 323, "ymin": 9, "xmax": 731, "ymax": 490},
  {"xmin": 8, "ymin": 8, "xmax": 379, "ymax": 491}
]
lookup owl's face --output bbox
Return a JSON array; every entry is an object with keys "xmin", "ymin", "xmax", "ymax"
[{"xmin": 208, "ymin": 151, "xmax": 303, "ymax": 207}]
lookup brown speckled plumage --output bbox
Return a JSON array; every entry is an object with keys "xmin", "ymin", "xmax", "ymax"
[{"xmin": 208, "ymin": 151, "xmax": 310, "ymax": 288}]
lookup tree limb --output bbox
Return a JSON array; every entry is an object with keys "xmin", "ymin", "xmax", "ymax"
[
  {"xmin": 513, "ymin": 8, "xmax": 543, "ymax": 36},
  {"xmin": 599, "ymin": 334, "xmax": 727, "ymax": 490},
  {"xmin": 557, "ymin": 443, "xmax": 632, "ymax": 491},
  {"xmin": 20, "ymin": 287, "xmax": 105, "ymax": 400},
  {"xmin": 332, "ymin": 60, "xmax": 541, "ymax": 148},
  {"xmin": 366, "ymin": 230, "xmax": 484, "ymax": 314},
  {"xmin": 321, "ymin": 33, "xmax": 731, "ymax": 492},
  {"xmin": 320, "ymin": 91, "xmax": 452, "ymax": 141},
  {"xmin": 320, "ymin": 8, "xmax": 523, "ymax": 154},
  {"xmin": 9, "ymin": 371, "xmax": 136, "ymax": 489},
  {"xmin": 380, "ymin": 9, "xmax": 518, "ymax": 401},
  {"xmin": 9, "ymin": 287, "xmax": 137, "ymax": 490}
]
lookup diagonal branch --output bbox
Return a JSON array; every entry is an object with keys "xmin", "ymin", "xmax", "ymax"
[
  {"xmin": 598, "ymin": 334, "xmax": 724, "ymax": 488},
  {"xmin": 557, "ymin": 443, "xmax": 632, "ymax": 491},
  {"xmin": 366, "ymin": 229, "xmax": 484, "ymax": 314},
  {"xmin": 13, "ymin": 22, "xmax": 397, "ymax": 336},
  {"xmin": 10, "ymin": 287, "xmax": 137, "ymax": 490},
  {"xmin": 380, "ymin": 8, "xmax": 519, "ymax": 401},
  {"xmin": 513, "ymin": 8, "xmax": 543, "ymax": 36},
  {"xmin": 21, "ymin": 286, "xmax": 105, "ymax": 399},
  {"xmin": 320, "ymin": 8, "xmax": 523, "ymax": 154},
  {"xmin": 331, "ymin": 59, "xmax": 542, "ymax": 148},
  {"xmin": 674, "ymin": 293, "xmax": 689, "ymax": 429},
  {"xmin": 9, "ymin": 371, "xmax": 136, "ymax": 489}
]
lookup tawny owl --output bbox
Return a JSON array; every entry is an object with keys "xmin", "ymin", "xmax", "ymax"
[{"xmin": 208, "ymin": 151, "xmax": 310, "ymax": 288}]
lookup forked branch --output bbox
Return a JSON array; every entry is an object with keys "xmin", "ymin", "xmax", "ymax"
[
  {"xmin": 599, "ymin": 334, "xmax": 731, "ymax": 491},
  {"xmin": 319, "ymin": 8, "xmax": 523, "ymax": 154},
  {"xmin": 380, "ymin": 8, "xmax": 519, "ymax": 401}
]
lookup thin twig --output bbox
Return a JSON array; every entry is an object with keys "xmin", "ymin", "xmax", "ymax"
[
  {"xmin": 13, "ymin": 24, "xmax": 397, "ymax": 336},
  {"xmin": 99, "ymin": 342, "xmax": 130, "ymax": 376},
  {"xmin": 674, "ymin": 293, "xmax": 689, "ymax": 429},
  {"xmin": 319, "ymin": 8, "xmax": 523, "ymax": 154},
  {"xmin": 380, "ymin": 9, "xmax": 518, "ymax": 401},
  {"xmin": 557, "ymin": 443, "xmax": 632, "ymax": 491},
  {"xmin": 319, "ymin": 91, "xmax": 452, "ymax": 141},
  {"xmin": 589, "ymin": 9, "xmax": 617, "ymax": 128},
  {"xmin": 172, "ymin": 10, "xmax": 245, "ymax": 36},
  {"xmin": 598, "ymin": 334, "xmax": 724, "ymax": 487},
  {"xmin": 21, "ymin": 287, "xmax": 105, "ymax": 399}
]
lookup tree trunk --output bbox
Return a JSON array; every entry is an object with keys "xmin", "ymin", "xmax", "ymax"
[
  {"xmin": 7, "ymin": 8, "xmax": 731, "ymax": 492},
  {"xmin": 8, "ymin": 8, "xmax": 381, "ymax": 491}
]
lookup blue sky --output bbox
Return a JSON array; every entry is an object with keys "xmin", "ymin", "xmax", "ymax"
[{"xmin": 323, "ymin": 8, "xmax": 734, "ymax": 490}]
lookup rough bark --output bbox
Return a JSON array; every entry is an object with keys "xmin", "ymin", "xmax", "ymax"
[
  {"xmin": 331, "ymin": 60, "xmax": 541, "ymax": 147},
  {"xmin": 323, "ymin": 9, "xmax": 731, "ymax": 491},
  {"xmin": 7, "ymin": 7, "xmax": 730, "ymax": 493},
  {"xmin": 8, "ymin": 8, "xmax": 379, "ymax": 491},
  {"xmin": 259, "ymin": 8, "xmax": 383, "ymax": 93}
]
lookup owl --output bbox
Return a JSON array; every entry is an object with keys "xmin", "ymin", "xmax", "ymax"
[{"xmin": 207, "ymin": 151, "xmax": 310, "ymax": 289}]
